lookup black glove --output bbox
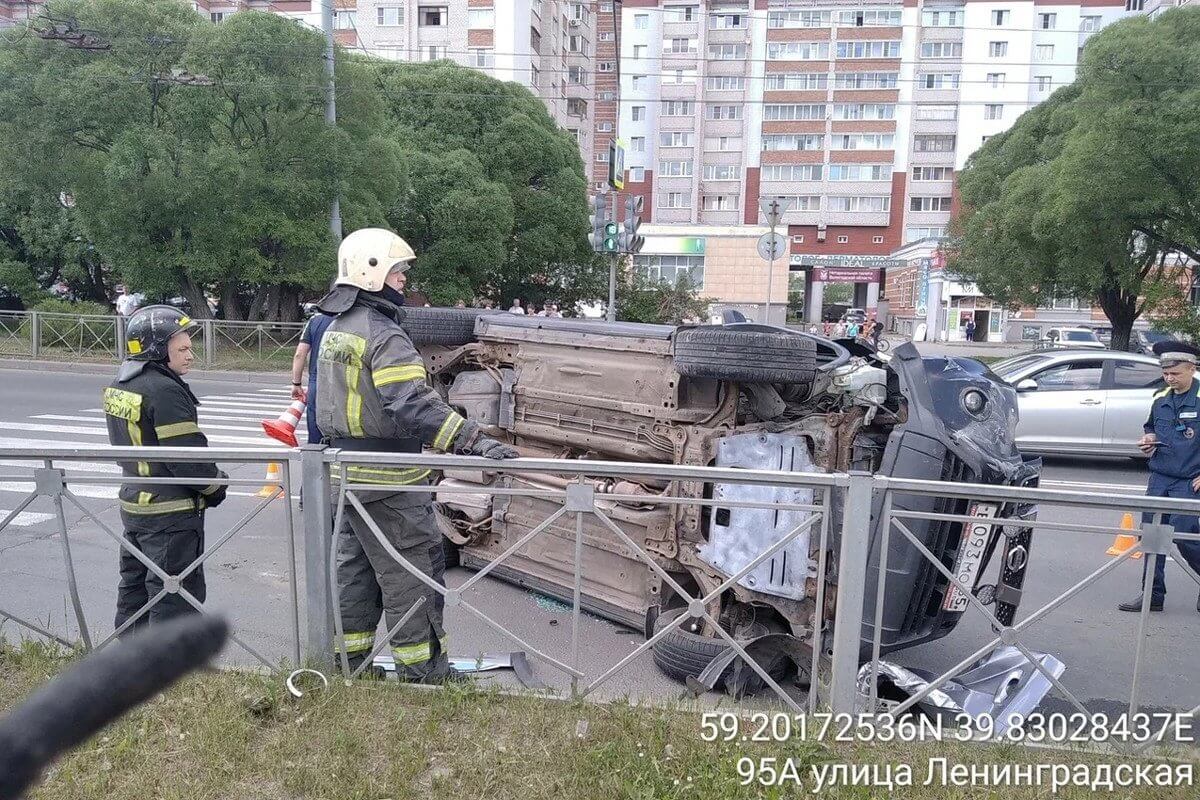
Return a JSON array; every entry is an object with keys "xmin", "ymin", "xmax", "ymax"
[
  {"xmin": 470, "ymin": 437, "xmax": 519, "ymax": 460},
  {"xmin": 202, "ymin": 471, "xmax": 229, "ymax": 508}
]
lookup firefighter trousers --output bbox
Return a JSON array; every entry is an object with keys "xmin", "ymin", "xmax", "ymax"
[
  {"xmin": 114, "ymin": 520, "xmax": 206, "ymax": 635},
  {"xmin": 335, "ymin": 492, "xmax": 448, "ymax": 680}
]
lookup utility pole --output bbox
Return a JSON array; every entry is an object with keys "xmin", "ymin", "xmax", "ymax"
[{"xmin": 321, "ymin": 0, "xmax": 342, "ymax": 242}]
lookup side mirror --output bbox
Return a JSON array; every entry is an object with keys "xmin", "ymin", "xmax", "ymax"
[{"xmin": 1016, "ymin": 378, "xmax": 1038, "ymax": 392}]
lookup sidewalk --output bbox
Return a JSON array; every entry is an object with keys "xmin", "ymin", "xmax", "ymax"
[{"xmin": 0, "ymin": 357, "xmax": 287, "ymax": 383}]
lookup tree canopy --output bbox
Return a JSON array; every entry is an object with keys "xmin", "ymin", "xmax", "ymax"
[
  {"xmin": 952, "ymin": 8, "xmax": 1200, "ymax": 349},
  {"xmin": 0, "ymin": 0, "xmax": 598, "ymax": 319}
]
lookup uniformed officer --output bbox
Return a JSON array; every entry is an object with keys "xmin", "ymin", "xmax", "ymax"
[
  {"xmin": 315, "ymin": 228, "xmax": 518, "ymax": 682},
  {"xmin": 104, "ymin": 305, "xmax": 228, "ymax": 633},
  {"xmin": 1119, "ymin": 340, "xmax": 1200, "ymax": 612}
]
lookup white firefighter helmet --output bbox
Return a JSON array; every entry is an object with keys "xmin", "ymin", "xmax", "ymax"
[{"xmin": 334, "ymin": 228, "xmax": 417, "ymax": 292}]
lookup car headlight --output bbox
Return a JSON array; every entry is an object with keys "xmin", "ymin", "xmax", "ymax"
[{"xmin": 962, "ymin": 389, "xmax": 988, "ymax": 416}]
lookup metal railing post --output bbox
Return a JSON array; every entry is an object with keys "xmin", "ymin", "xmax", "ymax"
[
  {"xmin": 203, "ymin": 319, "xmax": 215, "ymax": 368},
  {"xmin": 829, "ymin": 471, "xmax": 874, "ymax": 714},
  {"xmin": 301, "ymin": 444, "xmax": 334, "ymax": 665},
  {"xmin": 115, "ymin": 314, "xmax": 127, "ymax": 361},
  {"xmin": 29, "ymin": 311, "xmax": 40, "ymax": 358}
]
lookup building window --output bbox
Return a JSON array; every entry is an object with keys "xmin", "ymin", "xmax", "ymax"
[
  {"xmin": 660, "ymin": 192, "xmax": 691, "ymax": 209},
  {"xmin": 667, "ymin": 68, "xmax": 697, "ymax": 84},
  {"xmin": 833, "ymin": 103, "xmax": 896, "ymax": 120},
  {"xmin": 920, "ymin": 42, "xmax": 962, "ymax": 59},
  {"xmin": 662, "ymin": 131, "xmax": 694, "ymax": 147},
  {"xmin": 1126, "ymin": 0, "xmax": 1144, "ymax": 10},
  {"xmin": 833, "ymin": 72, "xmax": 898, "ymax": 90},
  {"xmin": 663, "ymin": 5, "xmax": 698, "ymax": 22},
  {"xmin": 705, "ymin": 76, "xmax": 746, "ymax": 91},
  {"xmin": 702, "ymin": 195, "xmax": 739, "ymax": 211},
  {"xmin": 837, "ymin": 9, "xmax": 901, "ymax": 27},
  {"xmin": 767, "ymin": 41, "xmax": 831, "ymax": 60},
  {"xmin": 761, "ymin": 164, "xmax": 823, "ymax": 181},
  {"xmin": 915, "ymin": 105, "xmax": 956, "ymax": 121},
  {"xmin": 569, "ymin": 35, "xmax": 588, "ymax": 54},
  {"xmin": 630, "ymin": 136, "xmax": 645, "ymax": 153},
  {"xmin": 1035, "ymin": 44, "xmax": 1054, "ymax": 61},
  {"xmin": 792, "ymin": 235, "xmax": 805, "ymax": 244},
  {"xmin": 986, "ymin": 73, "xmax": 1005, "ymax": 88},
  {"xmin": 703, "ymin": 135, "xmax": 740, "ymax": 151},
  {"xmin": 598, "ymin": 61, "xmax": 615, "ymax": 72},
  {"xmin": 919, "ymin": 72, "xmax": 960, "ymax": 89},
  {"xmin": 666, "ymin": 37, "xmax": 697, "ymax": 54},
  {"xmin": 1081, "ymin": 15, "xmax": 1101, "ymax": 32},
  {"xmin": 422, "ymin": 46, "xmax": 446, "ymax": 60},
  {"xmin": 568, "ymin": 65, "xmax": 587, "ymax": 85},
  {"xmin": 763, "ymin": 134, "xmax": 825, "ymax": 151},
  {"xmin": 599, "ymin": 31, "xmax": 613, "ymax": 41},
  {"xmin": 992, "ymin": 9, "xmax": 1009, "ymax": 25},
  {"xmin": 470, "ymin": 48, "xmax": 495, "ymax": 68},
  {"xmin": 629, "ymin": 166, "xmax": 645, "ymax": 182},
  {"xmin": 659, "ymin": 159, "xmax": 694, "ymax": 177},
  {"xmin": 984, "ymin": 104, "xmax": 1003, "ymax": 120},
  {"xmin": 709, "ymin": 13, "xmax": 746, "ymax": 29},
  {"xmin": 596, "ymin": 152, "xmax": 610, "ymax": 163},
  {"xmin": 779, "ymin": 195, "xmax": 821, "ymax": 211},
  {"xmin": 873, "ymin": 236, "xmax": 884, "ymax": 244},
  {"xmin": 633, "ymin": 44, "xmax": 647, "ymax": 59},
  {"xmin": 376, "ymin": 7, "xmax": 401, "ymax": 25},
  {"xmin": 707, "ymin": 44, "xmax": 747, "ymax": 60},
  {"xmin": 597, "ymin": 121, "xmax": 613, "ymax": 132},
  {"xmin": 530, "ymin": 28, "xmax": 541, "ymax": 54},
  {"xmin": 766, "ymin": 73, "xmax": 828, "ymax": 91},
  {"xmin": 910, "ymin": 196, "xmax": 952, "ymax": 212},
  {"xmin": 828, "ymin": 196, "xmax": 890, "ymax": 213},
  {"xmin": 418, "ymin": 6, "xmax": 447, "ymax": 27},
  {"xmin": 631, "ymin": 75, "xmax": 645, "ymax": 90},
  {"xmin": 912, "ymin": 166, "xmax": 952, "ymax": 181},
  {"xmin": 634, "ymin": 13, "xmax": 649, "ymax": 29},
  {"xmin": 768, "ymin": 10, "xmax": 831, "ymax": 28},
  {"xmin": 1038, "ymin": 13, "xmax": 1056, "ymax": 29},
  {"xmin": 661, "ymin": 100, "xmax": 694, "ymax": 116},
  {"xmin": 828, "ymin": 163, "xmax": 890, "ymax": 181},
  {"xmin": 633, "ymin": 254, "xmax": 704, "ymax": 287},
  {"xmin": 988, "ymin": 41, "xmax": 1008, "ymax": 58},
  {"xmin": 837, "ymin": 235, "xmax": 849, "ymax": 244},
  {"xmin": 831, "ymin": 133, "xmax": 894, "ymax": 150},
  {"xmin": 764, "ymin": 104, "xmax": 826, "ymax": 121},
  {"xmin": 913, "ymin": 135, "xmax": 956, "ymax": 152},
  {"xmin": 210, "ymin": 12, "xmax": 226, "ymax": 23},
  {"xmin": 531, "ymin": 66, "xmax": 540, "ymax": 87},
  {"xmin": 600, "ymin": 1, "xmax": 612, "ymax": 10},
  {"xmin": 703, "ymin": 164, "xmax": 739, "ymax": 180},
  {"xmin": 835, "ymin": 40, "xmax": 901, "ymax": 59},
  {"xmin": 467, "ymin": 7, "xmax": 494, "ymax": 27},
  {"xmin": 906, "ymin": 225, "xmax": 946, "ymax": 242},
  {"xmin": 922, "ymin": 9, "xmax": 962, "ymax": 27},
  {"xmin": 567, "ymin": 98, "xmax": 587, "ymax": 117},
  {"xmin": 632, "ymin": 106, "xmax": 646, "ymax": 121},
  {"xmin": 1035, "ymin": 75, "xmax": 1052, "ymax": 92},
  {"xmin": 705, "ymin": 104, "xmax": 741, "ymax": 120}
]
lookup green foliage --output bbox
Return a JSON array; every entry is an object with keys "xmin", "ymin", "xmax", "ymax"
[
  {"xmin": 0, "ymin": 0, "xmax": 596, "ymax": 319},
  {"xmin": 616, "ymin": 269, "xmax": 712, "ymax": 325},
  {"xmin": 952, "ymin": 9, "xmax": 1200, "ymax": 350},
  {"xmin": 822, "ymin": 282, "xmax": 853, "ymax": 306},
  {"xmin": 30, "ymin": 297, "xmax": 112, "ymax": 316}
]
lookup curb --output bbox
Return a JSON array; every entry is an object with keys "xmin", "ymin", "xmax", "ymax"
[{"xmin": 0, "ymin": 358, "xmax": 288, "ymax": 383}]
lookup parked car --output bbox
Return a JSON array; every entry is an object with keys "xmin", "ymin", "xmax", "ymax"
[
  {"xmin": 1034, "ymin": 326, "xmax": 1106, "ymax": 350},
  {"xmin": 1129, "ymin": 329, "xmax": 1179, "ymax": 356},
  {"xmin": 842, "ymin": 307, "xmax": 867, "ymax": 324},
  {"xmin": 401, "ymin": 309, "xmax": 1040, "ymax": 691},
  {"xmin": 991, "ymin": 349, "xmax": 1163, "ymax": 456}
]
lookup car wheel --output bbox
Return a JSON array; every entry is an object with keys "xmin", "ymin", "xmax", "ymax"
[
  {"xmin": 672, "ymin": 325, "xmax": 818, "ymax": 386},
  {"xmin": 650, "ymin": 607, "xmax": 790, "ymax": 687},
  {"xmin": 401, "ymin": 307, "xmax": 498, "ymax": 347}
]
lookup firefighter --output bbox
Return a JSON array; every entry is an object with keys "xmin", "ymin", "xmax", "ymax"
[
  {"xmin": 315, "ymin": 228, "xmax": 518, "ymax": 682},
  {"xmin": 104, "ymin": 305, "xmax": 228, "ymax": 634}
]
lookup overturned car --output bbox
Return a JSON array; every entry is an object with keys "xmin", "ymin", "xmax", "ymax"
[{"xmin": 400, "ymin": 309, "xmax": 1041, "ymax": 691}]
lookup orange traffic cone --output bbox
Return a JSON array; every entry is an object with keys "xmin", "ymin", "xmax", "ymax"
[
  {"xmin": 262, "ymin": 399, "xmax": 305, "ymax": 448},
  {"xmin": 257, "ymin": 462, "xmax": 284, "ymax": 499},
  {"xmin": 1106, "ymin": 513, "xmax": 1143, "ymax": 559}
]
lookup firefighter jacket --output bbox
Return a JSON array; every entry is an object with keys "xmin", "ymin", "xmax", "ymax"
[
  {"xmin": 316, "ymin": 292, "xmax": 471, "ymax": 491},
  {"xmin": 104, "ymin": 362, "xmax": 227, "ymax": 530}
]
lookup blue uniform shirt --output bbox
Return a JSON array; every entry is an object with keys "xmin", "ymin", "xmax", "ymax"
[
  {"xmin": 301, "ymin": 313, "xmax": 334, "ymax": 442},
  {"xmin": 1144, "ymin": 380, "xmax": 1200, "ymax": 479}
]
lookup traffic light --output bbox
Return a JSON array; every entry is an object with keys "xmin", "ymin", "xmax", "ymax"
[
  {"xmin": 588, "ymin": 193, "xmax": 608, "ymax": 253},
  {"xmin": 622, "ymin": 195, "xmax": 645, "ymax": 255},
  {"xmin": 603, "ymin": 220, "xmax": 619, "ymax": 253}
]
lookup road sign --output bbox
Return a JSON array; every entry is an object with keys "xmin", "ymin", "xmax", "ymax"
[
  {"xmin": 757, "ymin": 231, "xmax": 787, "ymax": 262},
  {"xmin": 758, "ymin": 196, "xmax": 785, "ymax": 227},
  {"xmin": 608, "ymin": 140, "xmax": 626, "ymax": 191}
]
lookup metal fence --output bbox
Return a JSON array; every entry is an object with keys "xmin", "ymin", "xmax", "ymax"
[
  {"xmin": 2, "ymin": 443, "xmax": 1199, "ymax": 749},
  {"xmin": 0, "ymin": 311, "xmax": 304, "ymax": 370}
]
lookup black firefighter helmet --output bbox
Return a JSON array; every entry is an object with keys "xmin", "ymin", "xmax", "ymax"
[{"xmin": 117, "ymin": 305, "xmax": 197, "ymax": 381}]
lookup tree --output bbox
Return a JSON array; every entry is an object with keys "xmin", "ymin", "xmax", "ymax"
[
  {"xmin": 616, "ymin": 270, "xmax": 711, "ymax": 325},
  {"xmin": 952, "ymin": 9, "xmax": 1200, "ymax": 350}
]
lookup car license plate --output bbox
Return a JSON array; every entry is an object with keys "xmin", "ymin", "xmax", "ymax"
[{"xmin": 942, "ymin": 502, "xmax": 998, "ymax": 613}]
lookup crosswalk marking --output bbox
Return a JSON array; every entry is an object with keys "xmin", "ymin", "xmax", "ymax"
[
  {"xmin": 0, "ymin": 421, "xmax": 276, "ymax": 446},
  {"xmin": 0, "ymin": 508, "xmax": 56, "ymax": 527},
  {"xmin": 0, "ymin": 480, "xmax": 118, "ymax": 500},
  {"xmin": 33, "ymin": 414, "xmax": 283, "ymax": 437}
]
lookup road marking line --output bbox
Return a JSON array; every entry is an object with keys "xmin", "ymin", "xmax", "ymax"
[
  {"xmin": 0, "ymin": 457, "xmax": 120, "ymax": 474},
  {"xmin": 0, "ymin": 481, "xmax": 118, "ymax": 499},
  {"xmin": 0, "ymin": 508, "xmax": 55, "ymax": 527},
  {"xmin": 0, "ymin": 423, "xmax": 270, "ymax": 447},
  {"xmin": 32, "ymin": 414, "xmax": 274, "ymax": 435}
]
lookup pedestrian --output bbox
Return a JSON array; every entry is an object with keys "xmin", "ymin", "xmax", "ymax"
[
  {"xmin": 103, "ymin": 306, "xmax": 228, "ymax": 634},
  {"xmin": 290, "ymin": 310, "xmax": 335, "ymax": 444},
  {"xmin": 480, "ymin": 299, "xmax": 494, "ymax": 310},
  {"xmin": 833, "ymin": 321, "xmax": 846, "ymax": 338},
  {"xmin": 114, "ymin": 285, "xmax": 139, "ymax": 317},
  {"xmin": 454, "ymin": 300, "xmax": 466, "ymax": 309},
  {"xmin": 1120, "ymin": 341, "xmax": 1200, "ymax": 613},
  {"xmin": 314, "ymin": 228, "xmax": 519, "ymax": 681},
  {"xmin": 534, "ymin": 304, "xmax": 549, "ymax": 317},
  {"xmin": 508, "ymin": 298, "xmax": 525, "ymax": 314},
  {"xmin": 965, "ymin": 317, "xmax": 976, "ymax": 342},
  {"xmin": 846, "ymin": 320, "xmax": 859, "ymax": 338},
  {"xmin": 871, "ymin": 318, "xmax": 884, "ymax": 347},
  {"xmin": 549, "ymin": 303, "xmax": 563, "ymax": 318}
]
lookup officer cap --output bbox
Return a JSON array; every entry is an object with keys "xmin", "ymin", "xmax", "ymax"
[{"xmin": 1152, "ymin": 339, "xmax": 1200, "ymax": 367}]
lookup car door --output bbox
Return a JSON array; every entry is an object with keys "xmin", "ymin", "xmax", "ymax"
[
  {"xmin": 1015, "ymin": 358, "xmax": 1107, "ymax": 452},
  {"xmin": 1102, "ymin": 359, "xmax": 1165, "ymax": 454}
]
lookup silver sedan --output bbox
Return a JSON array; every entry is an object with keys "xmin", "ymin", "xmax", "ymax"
[{"xmin": 990, "ymin": 349, "xmax": 1164, "ymax": 456}]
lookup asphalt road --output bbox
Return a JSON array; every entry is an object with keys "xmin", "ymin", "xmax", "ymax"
[{"xmin": 0, "ymin": 366, "xmax": 1197, "ymax": 717}]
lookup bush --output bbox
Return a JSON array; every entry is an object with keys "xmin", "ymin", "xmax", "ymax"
[
  {"xmin": 30, "ymin": 298, "xmax": 113, "ymax": 317},
  {"xmin": 29, "ymin": 298, "xmax": 118, "ymax": 352}
]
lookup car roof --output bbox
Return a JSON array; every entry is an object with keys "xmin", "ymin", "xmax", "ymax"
[{"xmin": 1021, "ymin": 348, "xmax": 1156, "ymax": 362}]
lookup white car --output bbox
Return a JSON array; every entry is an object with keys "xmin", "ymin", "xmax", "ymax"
[
  {"xmin": 1036, "ymin": 327, "xmax": 1106, "ymax": 350},
  {"xmin": 991, "ymin": 349, "xmax": 1163, "ymax": 456}
]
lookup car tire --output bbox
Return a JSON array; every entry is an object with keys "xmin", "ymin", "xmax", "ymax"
[
  {"xmin": 401, "ymin": 307, "xmax": 495, "ymax": 346},
  {"xmin": 650, "ymin": 606, "xmax": 790, "ymax": 689},
  {"xmin": 672, "ymin": 325, "xmax": 818, "ymax": 385}
]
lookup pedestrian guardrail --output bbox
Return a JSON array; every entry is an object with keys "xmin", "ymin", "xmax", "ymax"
[
  {"xmin": 0, "ymin": 311, "xmax": 305, "ymax": 371},
  {"xmin": 2, "ymin": 444, "xmax": 1199, "ymax": 752}
]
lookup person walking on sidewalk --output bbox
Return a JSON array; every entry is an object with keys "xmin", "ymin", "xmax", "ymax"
[
  {"xmin": 1119, "ymin": 340, "xmax": 1200, "ymax": 613},
  {"xmin": 315, "ymin": 228, "xmax": 519, "ymax": 682},
  {"xmin": 104, "ymin": 306, "xmax": 228, "ymax": 634}
]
